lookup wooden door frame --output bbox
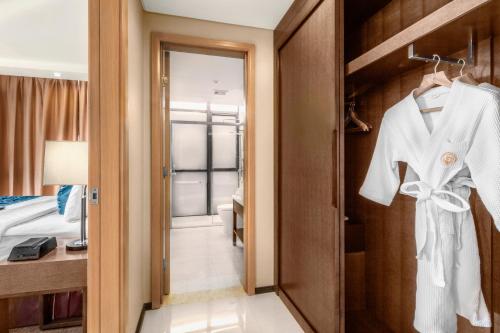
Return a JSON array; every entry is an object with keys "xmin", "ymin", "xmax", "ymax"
[
  {"xmin": 88, "ymin": 0, "xmax": 128, "ymax": 331},
  {"xmin": 150, "ymin": 32, "xmax": 256, "ymax": 308},
  {"xmin": 274, "ymin": 0, "xmax": 344, "ymax": 332}
]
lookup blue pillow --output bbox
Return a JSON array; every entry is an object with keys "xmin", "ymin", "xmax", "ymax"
[{"xmin": 57, "ymin": 185, "xmax": 73, "ymax": 214}]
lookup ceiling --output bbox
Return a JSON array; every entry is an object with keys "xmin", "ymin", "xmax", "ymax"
[
  {"xmin": 0, "ymin": 0, "xmax": 88, "ymax": 80},
  {"xmin": 141, "ymin": 0, "xmax": 294, "ymax": 29},
  {"xmin": 170, "ymin": 51, "xmax": 244, "ymax": 105}
]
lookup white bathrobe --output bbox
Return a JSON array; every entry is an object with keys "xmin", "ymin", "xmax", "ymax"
[{"xmin": 360, "ymin": 79, "xmax": 500, "ymax": 333}]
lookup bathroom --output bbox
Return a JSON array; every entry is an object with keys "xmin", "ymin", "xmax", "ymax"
[{"xmin": 167, "ymin": 50, "xmax": 246, "ymax": 296}]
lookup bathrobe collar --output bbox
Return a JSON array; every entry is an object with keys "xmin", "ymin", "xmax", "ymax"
[{"xmin": 398, "ymin": 80, "xmax": 475, "ymax": 187}]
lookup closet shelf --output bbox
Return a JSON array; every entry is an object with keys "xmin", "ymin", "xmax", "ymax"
[
  {"xmin": 345, "ymin": 0, "xmax": 391, "ymax": 33},
  {"xmin": 345, "ymin": 0, "xmax": 500, "ymax": 84}
]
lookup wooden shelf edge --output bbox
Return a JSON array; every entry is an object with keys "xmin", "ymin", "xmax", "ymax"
[
  {"xmin": 41, "ymin": 317, "xmax": 82, "ymax": 330},
  {"xmin": 346, "ymin": 0, "xmax": 491, "ymax": 76}
]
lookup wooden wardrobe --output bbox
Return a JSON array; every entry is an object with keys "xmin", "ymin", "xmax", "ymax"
[{"xmin": 274, "ymin": 0, "xmax": 500, "ymax": 332}]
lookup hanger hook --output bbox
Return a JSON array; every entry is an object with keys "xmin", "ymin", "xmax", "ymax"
[
  {"xmin": 433, "ymin": 54, "xmax": 441, "ymax": 75},
  {"xmin": 458, "ymin": 58, "xmax": 466, "ymax": 76}
]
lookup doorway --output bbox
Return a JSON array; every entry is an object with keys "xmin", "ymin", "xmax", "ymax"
[
  {"xmin": 168, "ymin": 51, "xmax": 245, "ymax": 295},
  {"xmin": 151, "ymin": 33, "xmax": 256, "ymax": 308}
]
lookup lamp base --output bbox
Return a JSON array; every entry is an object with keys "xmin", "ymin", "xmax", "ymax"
[{"xmin": 66, "ymin": 239, "xmax": 88, "ymax": 251}]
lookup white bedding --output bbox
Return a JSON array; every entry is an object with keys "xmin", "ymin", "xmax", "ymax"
[
  {"xmin": 2, "ymin": 196, "xmax": 56, "ymax": 210},
  {"xmin": 0, "ymin": 196, "xmax": 58, "ymax": 237},
  {"xmin": 0, "ymin": 197, "xmax": 82, "ymax": 260},
  {"xmin": 5, "ymin": 212, "xmax": 81, "ymax": 238}
]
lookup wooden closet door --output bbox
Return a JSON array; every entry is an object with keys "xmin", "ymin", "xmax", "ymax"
[{"xmin": 277, "ymin": 0, "xmax": 342, "ymax": 331}]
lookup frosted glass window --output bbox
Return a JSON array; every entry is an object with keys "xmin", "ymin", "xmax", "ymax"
[
  {"xmin": 212, "ymin": 125, "xmax": 237, "ymax": 169},
  {"xmin": 212, "ymin": 115, "xmax": 237, "ymax": 124},
  {"xmin": 170, "ymin": 111, "xmax": 206, "ymax": 122},
  {"xmin": 172, "ymin": 172, "xmax": 207, "ymax": 216},
  {"xmin": 171, "ymin": 101, "xmax": 207, "ymax": 111},
  {"xmin": 238, "ymin": 105, "xmax": 246, "ymax": 116},
  {"xmin": 211, "ymin": 104, "xmax": 238, "ymax": 113},
  {"xmin": 211, "ymin": 172, "xmax": 238, "ymax": 214},
  {"xmin": 172, "ymin": 124, "xmax": 207, "ymax": 170}
]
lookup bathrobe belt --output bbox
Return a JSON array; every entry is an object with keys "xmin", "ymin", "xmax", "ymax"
[{"xmin": 400, "ymin": 177, "xmax": 475, "ymax": 288}]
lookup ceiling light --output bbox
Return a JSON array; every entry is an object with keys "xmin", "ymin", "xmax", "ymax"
[{"xmin": 53, "ymin": 72, "xmax": 62, "ymax": 78}]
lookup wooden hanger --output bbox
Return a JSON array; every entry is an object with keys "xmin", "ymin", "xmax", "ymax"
[
  {"xmin": 414, "ymin": 54, "xmax": 452, "ymax": 98},
  {"xmin": 345, "ymin": 101, "xmax": 372, "ymax": 134},
  {"xmin": 453, "ymin": 58, "xmax": 479, "ymax": 86},
  {"xmin": 414, "ymin": 55, "xmax": 453, "ymax": 113}
]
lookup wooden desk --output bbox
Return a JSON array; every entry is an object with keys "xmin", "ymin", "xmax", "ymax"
[
  {"xmin": 232, "ymin": 199, "xmax": 244, "ymax": 246},
  {"xmin": 0, "ymin": 239, "xmax": 87, "ymax": 332}
]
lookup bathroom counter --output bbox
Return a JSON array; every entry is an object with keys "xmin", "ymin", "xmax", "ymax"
[{"xmin": 232, "ymin": 194, "xmax": 244, "ymax": 206}]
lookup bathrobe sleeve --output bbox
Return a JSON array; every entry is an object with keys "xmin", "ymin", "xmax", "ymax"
[
  {"xmin": 359, "ymin": 116, "xmax": 400, "ymax": 206},
  {"xmin": 466, "ymin": 97, "xmax": 500, "ymax": 230}
]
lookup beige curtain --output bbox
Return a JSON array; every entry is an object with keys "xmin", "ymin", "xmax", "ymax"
[{"xmin": 0, "ymin": 75, "xmax": 88, "ymax": 196}]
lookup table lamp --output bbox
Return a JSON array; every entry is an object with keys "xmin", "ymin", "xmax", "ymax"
[{"xmin": 43, "ymin": 141, "xmax": 88, "ymax": 250}]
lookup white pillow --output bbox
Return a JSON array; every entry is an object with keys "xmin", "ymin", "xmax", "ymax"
[{"xmin": 64, "ymin": 186, "xmax": 82, "ymax": 222}]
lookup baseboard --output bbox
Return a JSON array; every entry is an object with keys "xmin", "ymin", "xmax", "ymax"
[
  {"xmin": 255, "ymin": 286, "xmax": 276, "ymax": 294},
  {"xmin": 135, "ymin": 302, "xmax": 152, "ymax": 333}
]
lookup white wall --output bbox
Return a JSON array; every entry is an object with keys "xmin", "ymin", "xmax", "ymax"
[
  {"xmin": 127, "ymin": 0, "xmax": 146, "ymax": 332},
  {"xmin": 0, "ymin": 0, "xmax": 88, "ymax": 80},
  {"xmin": 142, "ymin": 13, "xmax": 275, "ymax": 288}
]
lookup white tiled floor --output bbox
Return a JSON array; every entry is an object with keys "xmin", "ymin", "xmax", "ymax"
[
  {"xmin": 170, "ymin": 225, "xmax": 243, "ymax": 294},
  {"xmin": 172, "ymin": 215, "xmax": 223, "ymax": 229},
  {"xmin": 141, "ymin": 293, "xmax": 304, "ymax": 333}
]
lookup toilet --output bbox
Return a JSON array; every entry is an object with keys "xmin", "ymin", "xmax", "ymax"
[{"xmin": 217, "ymin": 203, "xmax": 233, "ymax": 237}]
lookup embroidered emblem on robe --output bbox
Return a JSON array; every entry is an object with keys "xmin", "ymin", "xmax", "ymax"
[{"xmin": 441, "ymin": 152, "xmax": 457, "ymax": 167}]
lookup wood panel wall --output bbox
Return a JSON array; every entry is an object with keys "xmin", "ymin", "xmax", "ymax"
[
  {"xmin": 345, "ymin": 34, "xmax": 497, "ymax": 332},
  {"xmin": 277, "ymin": 0, "xmax": 342, "ymax": 331}
]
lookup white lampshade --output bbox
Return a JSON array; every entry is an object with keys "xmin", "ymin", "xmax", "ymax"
[{"xmin": 43, "ymin": 141, "xmax": 88, "ymax": 185}]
